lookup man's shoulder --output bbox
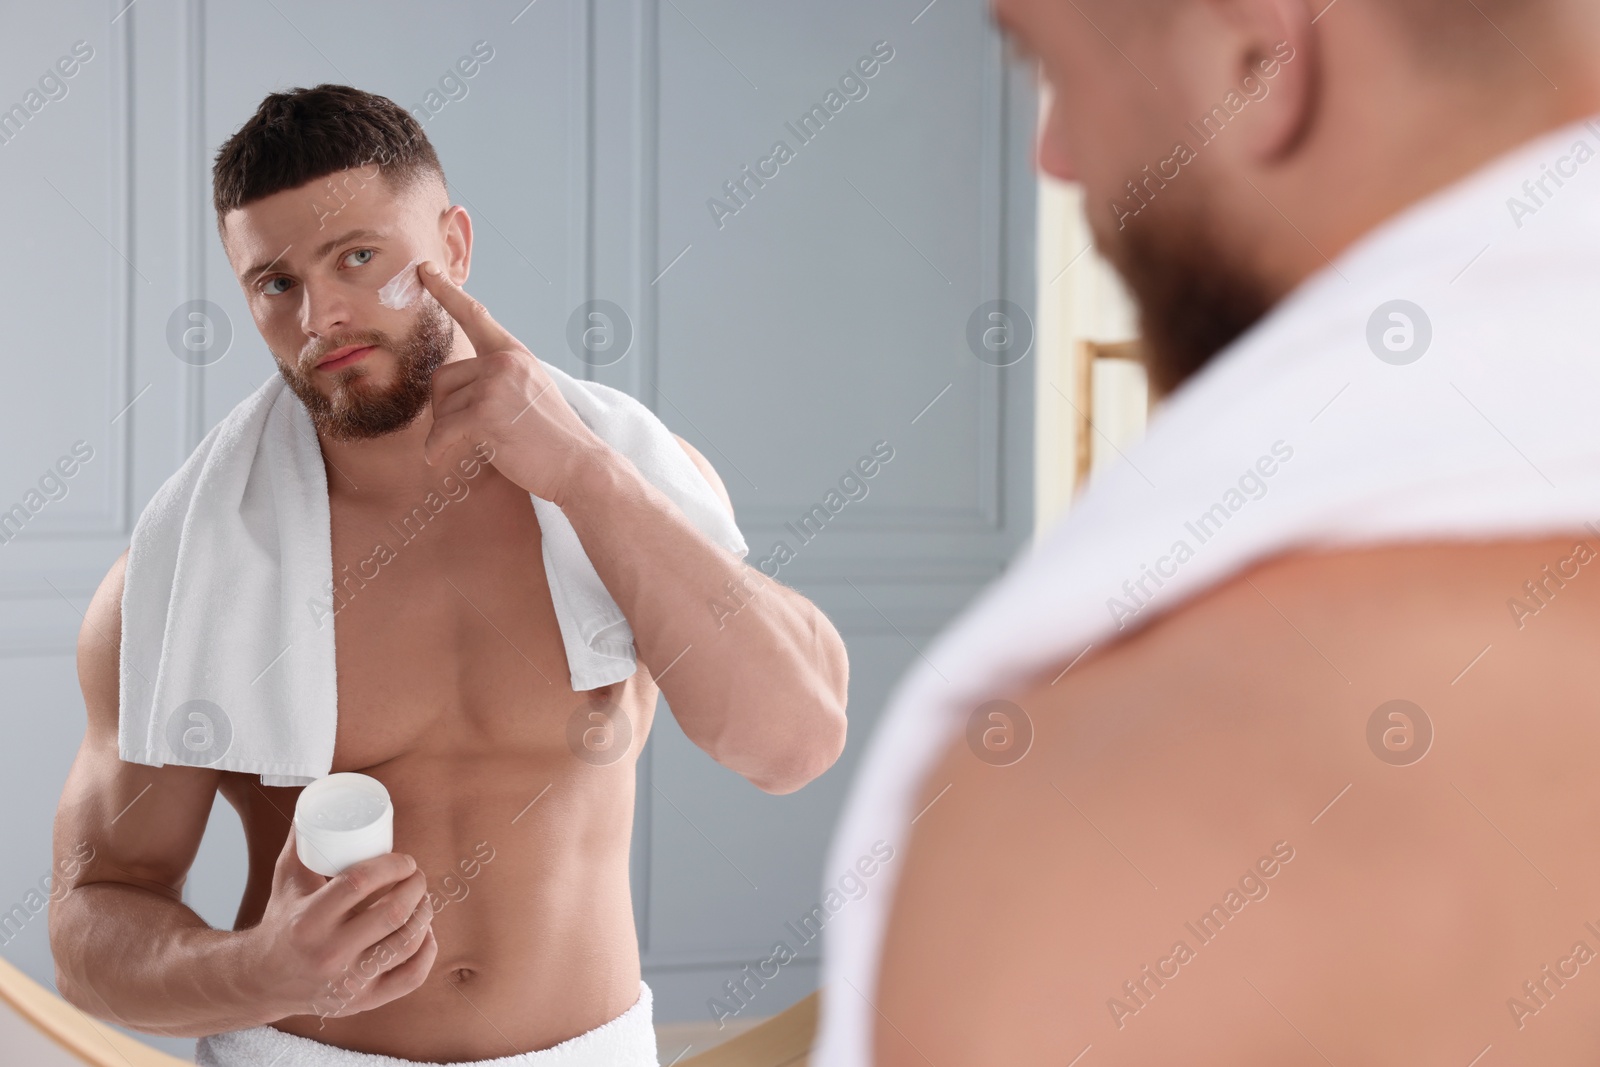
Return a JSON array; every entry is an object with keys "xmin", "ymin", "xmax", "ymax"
[
  {"xmin": 878, "ymin": 535, "xmax": 1600, "ymax": 1064},
  {"xmin": 1119, "ymin": 535, "xmax": 1599, "ymax": 706},
  {"xmin": 77, "ymin": 546, "xmax": 130, "ymax": 737},
  {"xmin": 989, "ymin": 534, "xmax": 1600, "ymax": 811}
]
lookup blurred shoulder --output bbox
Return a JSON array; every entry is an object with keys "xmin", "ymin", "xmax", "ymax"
[{"xmin": 876, "ymin": 536, "xmax": 1600, "ymax": 1064}]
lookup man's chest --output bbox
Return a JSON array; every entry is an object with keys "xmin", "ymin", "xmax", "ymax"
[{"xmin": 322, "ymin": 486, "xmax": 601, "ymax": 771}]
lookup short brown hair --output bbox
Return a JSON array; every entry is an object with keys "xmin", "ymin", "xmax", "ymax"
[{"xmin": 212, "ymin": 83, "xmax": 445, "ymax": 234}]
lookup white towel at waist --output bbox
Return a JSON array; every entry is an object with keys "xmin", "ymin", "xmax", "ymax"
[
  {"xmin": 195, "ymin": 979, "xmax": 658, "ymax": 1066},
  {"xmin": 814, "ymin": 111, "xmax": 1600, "ymax": 1064},
  {"xmin": 118, "ymin": 359, "xmax": 746, "ymax": 787}
]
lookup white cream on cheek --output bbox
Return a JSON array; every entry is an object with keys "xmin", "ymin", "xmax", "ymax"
[{"xmin": 377, "ymin": 256, "xmax": 425, "ymax": 309}]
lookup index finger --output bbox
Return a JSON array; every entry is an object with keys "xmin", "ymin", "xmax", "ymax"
[{"xmin": 416, "ymin": 260, "xmax": 519, "ymax": 356}]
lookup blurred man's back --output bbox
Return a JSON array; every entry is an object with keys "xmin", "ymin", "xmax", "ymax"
[{"xmin": 813, "ymin": 2, "xmax": 1600, "ymax": 1064}]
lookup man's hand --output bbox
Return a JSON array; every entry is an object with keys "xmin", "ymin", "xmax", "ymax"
[
  {"xmin": 244, "ymin": 831, "xmax": 438, "ymax": 1024},
  {"xmin": 415, "ymin": 260, "xmax": 610, "ymax": 505},
  {"xmin": 410, "ymin": 262, "xmax": 848, "ymax": 795}
]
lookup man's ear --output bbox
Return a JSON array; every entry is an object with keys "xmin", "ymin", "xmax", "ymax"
[
  {"xmin": 1213, "ymin": 0, "xmax": 1320, "ymax": 163},
  {"xmin": 439, "ymin": 202, "xmax": 473, "ymax": 286}
]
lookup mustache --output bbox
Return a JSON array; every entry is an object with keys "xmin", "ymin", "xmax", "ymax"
[
  {"xmin": 300, "ymin": 291, "xmax": 444, "ymax": 371},
  {"xmin": 304, "ymin": 334, "xmax": 385, "ymax": 371}
]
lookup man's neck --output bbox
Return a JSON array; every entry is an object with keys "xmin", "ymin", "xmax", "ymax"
[
  {"xmin": 1249, "ymin": 54, "xmax": 1600, "ymax": 303},
  {"xmin": 318, "ymin": 415, "xmax": 446, "ymax": 504},
  {"xmin": 314, "ymin": 344, "xmax": 488, "ymax": 506}
]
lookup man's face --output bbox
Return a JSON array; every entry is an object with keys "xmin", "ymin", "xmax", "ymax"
[
  {"xmin": 993, "ymin": 0, "xmax": 1275, "ymax": 394},
  {"xmin": 221, "ymin": 168, "xmax": 456, "ymax": 441}
]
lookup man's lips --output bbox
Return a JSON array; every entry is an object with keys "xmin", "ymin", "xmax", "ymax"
[{"xmin": 317, "ymin": 344, "xmax": 378, "ymax": 371}]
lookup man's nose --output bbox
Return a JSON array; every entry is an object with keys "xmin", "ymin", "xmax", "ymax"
[
  {"xmin": 299, "ymin": 278, "xmax": 358, "ymax": 340},
  {"xmin": 1036, "ymin": 87, "xmax": 1078, "ymax": 183}
]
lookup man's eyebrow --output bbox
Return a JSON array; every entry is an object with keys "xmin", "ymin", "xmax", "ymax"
[{"xmin": 243, "ymin": 227, "xmax": 391, "ymax": 282}]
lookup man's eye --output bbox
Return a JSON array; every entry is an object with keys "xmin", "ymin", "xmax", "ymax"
[{"xmin": 257, "ymin": 249, "xmax": 375, "ymax": 297}]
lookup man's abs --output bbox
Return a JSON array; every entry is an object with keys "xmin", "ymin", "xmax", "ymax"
[
  {"xmin": 219, "ymin": 743, "xmax": 647, "ymax": 1061},
  {"xmin": 216, "ymin": 477, "xmax": 656, "ymax": 1061}
]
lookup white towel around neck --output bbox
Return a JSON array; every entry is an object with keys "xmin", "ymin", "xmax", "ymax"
[
  {"xmin": 814, "ymin": 112, "xmax": 1600, "ymax": 1064},
  {"xmin": 118, "ymin": 359, "xmax": 747, "ymax": 787}
]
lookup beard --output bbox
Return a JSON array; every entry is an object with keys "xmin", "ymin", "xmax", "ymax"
[
  {"xmin": 1094, "ymin": 192, "xmax": 1276, "ymax": 399},
  {"xmin": 278, "ymin": 296, "xmax": 455, "ymax": 441}
]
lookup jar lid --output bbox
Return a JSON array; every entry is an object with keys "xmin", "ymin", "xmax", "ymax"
[{"xmin": 294, "ymin": 772, "xmax": 394, "ymax": 876}]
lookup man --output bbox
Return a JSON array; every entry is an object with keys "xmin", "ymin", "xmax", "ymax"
[
  {"xmin": 49, "ymin": 84, "xmax": 848, "ymax": 1064},
  {"xmin": 815, "ymin": 1, "xmax": 1600, "ymax": 1064}
]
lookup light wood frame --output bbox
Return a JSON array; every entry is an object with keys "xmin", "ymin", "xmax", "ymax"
[{"xmin": 1071, "ymin": 338, "xmax": 1150, "ymax": 493}]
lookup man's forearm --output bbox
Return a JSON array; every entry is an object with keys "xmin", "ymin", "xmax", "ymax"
[
  {"xmin": 558, "ymin": 448, "xmax": 848, "ymax": 792},
  {"xmin": 52, "ymin": 882, "xmax": 273, "ymax": 1037}
]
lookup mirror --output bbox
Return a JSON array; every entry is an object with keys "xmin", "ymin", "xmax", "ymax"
[{"xmin": 0, "ymin": 1, "xmax": 1036, "ymax": 1062}]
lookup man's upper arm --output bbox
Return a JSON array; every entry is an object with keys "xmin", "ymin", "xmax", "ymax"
[
  {"xmin": 54, "ymin": 547, "xmax": 221, "ymax": 905},
  {"xmin": 673, "ymin": 433, "xmax": 735, "ymax": 521}
]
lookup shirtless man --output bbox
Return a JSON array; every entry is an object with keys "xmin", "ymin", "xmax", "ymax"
[
  {"xmin": 867, "ymin": 1, "xmax": 1600, "ymax": 1064},
  {"xmin": 48, "ymin": 84, "xmax": 848, "ymax": 1063}
]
